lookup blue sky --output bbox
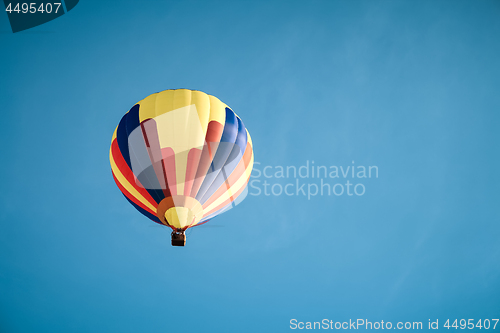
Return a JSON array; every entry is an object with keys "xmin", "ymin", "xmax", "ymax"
[{"xmin": 1, "ymin": 0, "xmax": 499, "ymax": 332}]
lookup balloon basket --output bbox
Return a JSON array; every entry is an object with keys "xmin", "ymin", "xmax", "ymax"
[{"xmin": 171, "ymin": 231, "xmax": 186, "ymax": 247}]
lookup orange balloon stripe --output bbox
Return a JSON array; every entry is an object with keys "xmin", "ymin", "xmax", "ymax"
[
  {"xmin": 161, "ymin": 147, "xmax": 177, "ymax": 196},
  {"xmin": 184, "ymin": 148, "xmax": 202, "ymax": 196}
]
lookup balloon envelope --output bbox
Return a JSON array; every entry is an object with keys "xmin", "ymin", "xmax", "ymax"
[{"xmin": 110, "ymin": 89, "xmax": 254, "ymax": 230}]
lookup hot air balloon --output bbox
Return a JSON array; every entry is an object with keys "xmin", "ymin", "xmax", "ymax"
[{"xmin": 109, "ymin": 89, "xmax": 254, "ymax": 246}]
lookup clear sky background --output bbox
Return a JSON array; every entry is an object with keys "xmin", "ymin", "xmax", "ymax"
[{"xmin": 1, "ymin": 0, "xmax": 499, "ymax": 332}]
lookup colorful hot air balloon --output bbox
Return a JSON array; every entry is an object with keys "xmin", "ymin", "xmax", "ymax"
[{"xmin": 109, "ymin": 89, "xmax": 254, "ymax": 246}]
